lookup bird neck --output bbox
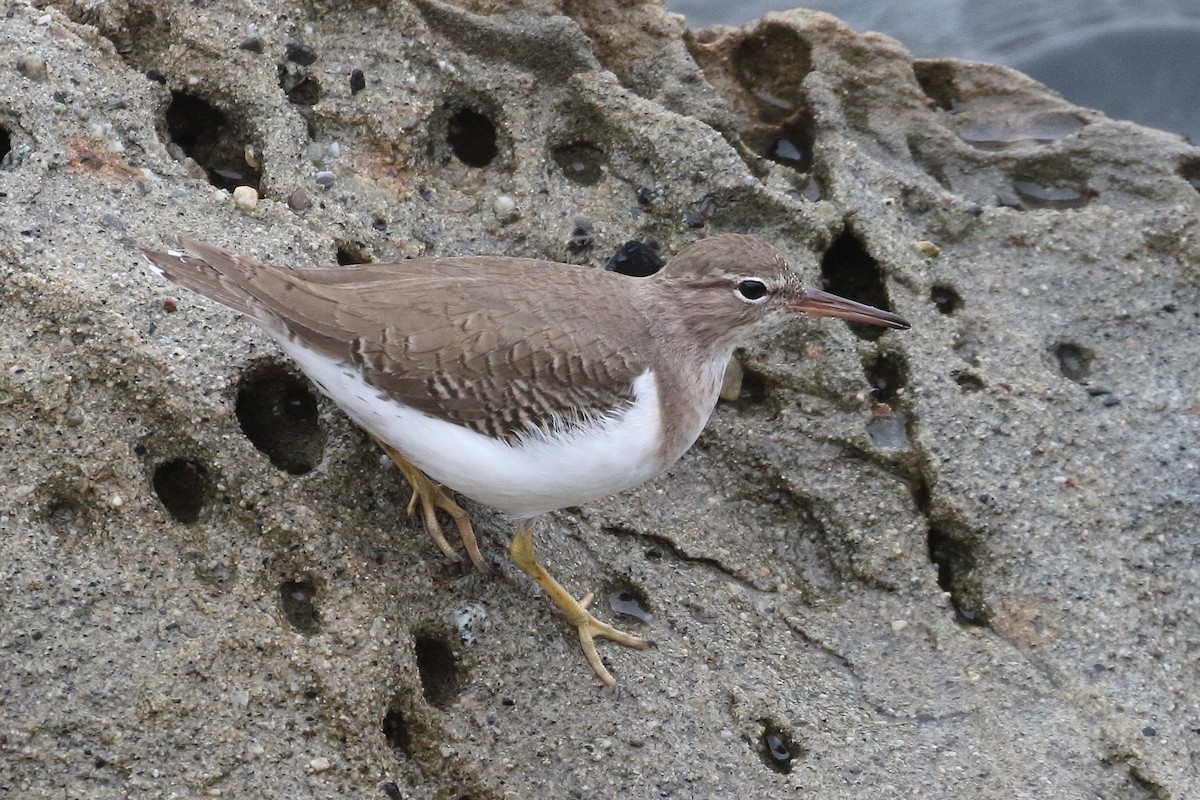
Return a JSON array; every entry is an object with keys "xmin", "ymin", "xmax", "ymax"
[{"xmin": 637, "ymin": 284, "xmax": 739, "ymax": 463}]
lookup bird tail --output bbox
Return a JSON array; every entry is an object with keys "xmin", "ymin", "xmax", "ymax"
[{"xmin": 141, "ymin": 237, "xmax": 267, "ymax": 319}]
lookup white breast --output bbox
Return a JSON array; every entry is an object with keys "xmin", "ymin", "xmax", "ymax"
[{"xmin": 278, "ymin": 341, "xmax": 668, "ymax": 518}]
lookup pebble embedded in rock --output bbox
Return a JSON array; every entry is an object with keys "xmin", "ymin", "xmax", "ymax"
[
  {"xmin": 314, "ymin": 170, "xmax": 336, "ymax": 189},
  {"xmin": 233, "ymin": 185, "xmax": 258, "ymax": 211},
  {"xmin": 605, "ymin": 240, "xmax": 664, "ymax": 277},
  {"xmin": 238, "ymin": 36, "xmax": 264, "ymax": 54},
  {"xmin": 492, "ymin": 195, "xmax": 520, "ymax": 223},
  {"xmin": 913, "ymin": 240, "xmax": 941, "ymax": 257},
  {"xmin": 288, "ymin": 187, "xmax": 312, "ymax": 211},
  {"xmin": 350, "ymin": 69, "xmax": 366, "ymax": 94},
  {"xmin": 286, "ymin": 39, "xmax": 318, "ymax": 66},
  {"xmin": 636, "ymin": 186, "xmax": 660, "ymax": 208}
]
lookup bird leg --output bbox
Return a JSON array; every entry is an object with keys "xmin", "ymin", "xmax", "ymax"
[
  {"xmin": 373, "ymin": 437, "xmax": 491, "ymax": 574},
  {"xmin": 509, "ymin": 520, "xmax": 651, "ymax": 688}
]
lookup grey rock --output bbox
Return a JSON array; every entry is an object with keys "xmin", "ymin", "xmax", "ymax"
[{"xmin": 0, "ymin": 3, "xmax": 1196, "ymax": 799}]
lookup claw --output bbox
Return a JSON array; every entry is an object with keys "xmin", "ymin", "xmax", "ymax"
[
  {"xmin": 374, "ymin": 438, "xmax": 491, "ymax": 574},
  {"xmin": 510, "ymin": 522, "xmax": 651, "ymax": 688}
]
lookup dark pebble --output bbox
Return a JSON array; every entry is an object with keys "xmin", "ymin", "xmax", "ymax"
[
  {"xmin": 567, "ymin": 218, "xmax": 595, "ymax": 254},
  {"xmin": 1142, "ymin": 726, "xmax": 1157, "ymax": 737},
  {"xmin": 144, "ymin": 69, "xmax": 167, "ymax": 84},
  {"xmin": 314, "ymin": 171, "xmax": 336, "ymax": 189},
  {"xmin": 350, "ymin": 69, "xmax": 366, "ymax": 95},
  {"xmin": 606, "ymin": 240, "xmax": 664, "ymax": 277},
  {"xmin": 285, "ymin": 38, "xmax": 319, "ymax": 66},
  {"xmin": 288, "ymin": 187, "xmax": 312, "ymax": 211},
  {"xmin": 1086, "ymin": 386, "xmax": 1112, "ymax": 396},
  {"xmin": 238, "ymin": 36, "xmax": 264, "ymax": 54},
  {"xmin": 683, "ymin": 211, "xmax": 705, "ymax": 228},
  {"xmin": 1102, "ymin": 395, "xmax": 1121, "ymax": 407},
  {"xmin": 636, "ymin": 186, "xmax": 660, "ymax": 207}
]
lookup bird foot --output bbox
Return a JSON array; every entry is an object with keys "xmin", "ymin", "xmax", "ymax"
[
  {"xmin": 572, "ymin": 591, "xmax": 652, "ymax": 688},
  {"xmin": 510, "ymin": 525, "xmax": 652, "ymax": 688},
  {"xmin": 374, "ymin": 438, "xmax": 491, "ymax": 574}
]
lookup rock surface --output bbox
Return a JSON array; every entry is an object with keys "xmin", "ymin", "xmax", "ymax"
[{"xmin": 1, "ymin": 1, "xmax": 1197, "ymax": 797}]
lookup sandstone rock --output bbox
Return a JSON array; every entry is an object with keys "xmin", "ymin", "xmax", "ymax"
[{"xmin": 0, "ymin": 2, "xmax": 1196, "ymax": 797}]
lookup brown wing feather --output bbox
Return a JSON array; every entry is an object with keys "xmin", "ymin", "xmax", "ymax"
[{"xmin": 144, "ymin": 240, "xmax": 650, "ymax": 441}]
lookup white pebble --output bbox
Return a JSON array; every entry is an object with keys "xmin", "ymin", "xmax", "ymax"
[
  {"xmin": 233, "ymin": 185, "xmax": 258, "ymax": 211},
  {"xmin": 492, "ymin": 195, "xmax": 520, "ymax": 223}
]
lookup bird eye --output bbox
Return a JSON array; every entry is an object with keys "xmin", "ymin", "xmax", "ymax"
[{"xmin": 735, "ymin": 278, "xmax": 769, "ymax": 302}]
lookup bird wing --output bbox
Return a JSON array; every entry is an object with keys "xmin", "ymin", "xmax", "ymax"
[{"xmin": 144, "ymin": 240, "xmax": 652, "ymax": 442}]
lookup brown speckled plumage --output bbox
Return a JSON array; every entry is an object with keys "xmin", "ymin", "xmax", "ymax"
[{"xmin": 142, "ymin": 235, "xmax": 908, "ymax": 461}]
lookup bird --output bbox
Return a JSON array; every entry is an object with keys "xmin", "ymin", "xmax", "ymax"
[{"xmin": 142, "ymin": 234, "xmax": 910, "ymax": 687}]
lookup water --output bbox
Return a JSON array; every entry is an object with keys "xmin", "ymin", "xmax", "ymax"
[{"xmin": 667, "ymin": 0, "xmax": 1200, "ymax": 142}]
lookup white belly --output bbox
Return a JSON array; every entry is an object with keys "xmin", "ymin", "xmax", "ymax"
[{"xmin": 279, "ymin": 341, "xmax": 668, "ymax": 517}]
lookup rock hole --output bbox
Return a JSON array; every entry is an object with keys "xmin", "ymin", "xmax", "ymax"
[
  {"xmin": 735, "ymin": 366, "xmax": 768, "ymax": 406},
  {"xmin": 336, "ymin": 243, "xmax": 370, "ymax": 265},
  {"xmin": 820, "ymin": 228, "xmax": 898, "ymax": 341},
  {"xmin": 152, "ymin": 459, "xmax": 208, "ymax": 524},
  {"xmin": 280, "ymin": 69, "xmax": 321, "ymax": 108},
  {"xmin": 235, "ymin": 363, "xmax": 325, "ymax": 475},
  {"xmin": 44, "ymin": 494, "xmax": 89, "ymax": 536},
  {"xmin": 758, "ymin": 719, "xmax": 801, "ymax": 774},
  {"xmin": 764, "ymin": 120, "xmax": 813, "ymax": 172},
  {"xmin": 0, "ymin": 125, "xmax": 11, "ymax": 165},
  {"xmin": 863, "ymin": 351, "xmax": 907, "ymax": 405},
  {"xmin": 552, "ymin": 142, "xmax": 606, "ymax": 186},
  {"xmin": 382, "ymin": 697, "xmax": 414, "ymax": 756},
  {"xmin": 447, "ymin": 109, "xmax": 498, "ymax": 168},
  {"xmin": 914, "ymin": 479, "xmax": 987, "ymax": 627},
  {"xmin": 605, "ymin": 240, "xmax": 663, "ymax": 277},
  {"xmin": 929, "ymin": 525, "xmax": 986, "ymax": 625},
  {"xmin": 1052, "ymin": 341, "xmax": 1093, "ymax": 382},
  {"xmin": 279, "ymin": 578, "xmax": 321, "ymax": 634},
  {"xmin": 165, "ymin": 91, "xmax": 261, "ymax": 193},
  {"xmin": 1181, "ymin": 158, "xmax": 1200, "ymax": 192},
  {"xmin": 732, "ymin": 24, "xmax": 812, "ymax": 123},
  {"xmin": 414, "ymin": 634, "xmax": 461, "ymax": 709},
  {"xmin": 930, "ymin": 284, "xmax": 962, "ymax": 314},
  {"xmin": 953, "ymin": 370, "xmax": 985, "ymax": 392},
  {"xmin": 912, "ymin": 61, "xmax": 960, "ymax": 111},
  {"xmin": 1008, "ymin": 178, "xmax": 1092, "ymax": 210},
  {"xmin": 606, "ymin": 584, "xmax": 653, "ymax": 624}
]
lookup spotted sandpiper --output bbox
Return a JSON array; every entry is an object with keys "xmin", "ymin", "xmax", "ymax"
[{"xmin": 142, "ymin": 234, "xmax": 909, "ymax": 687}]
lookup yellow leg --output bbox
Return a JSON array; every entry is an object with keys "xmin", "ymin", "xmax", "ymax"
[
  {"xmin": 509, "ymin": 520, "xmax": 651, "ymax": 688},
  {"xmin": 374, "ymin": 438, "xmax": 491, "ymax": 574}
]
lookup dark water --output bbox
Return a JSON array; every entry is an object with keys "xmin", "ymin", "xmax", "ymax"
[{"xmin": 667, "ymin": 0, "xmax": 1200, "ymax": 143}]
